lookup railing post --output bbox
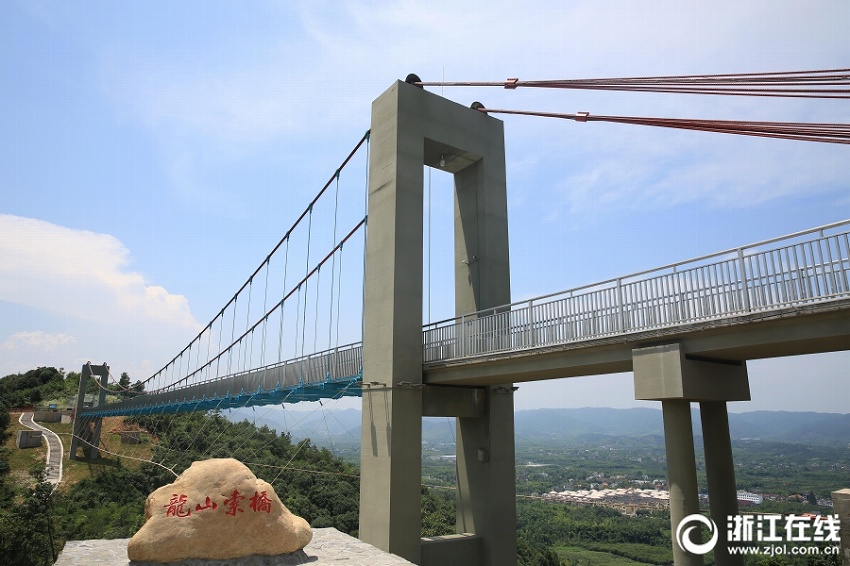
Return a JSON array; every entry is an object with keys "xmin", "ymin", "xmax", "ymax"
[
  {"xmin": 527, "ymin": 299, "xmax": 535, "ymax": 348},
  {"xmin": 616, "ymin": 278, "xmax": 627, "ymax": 332},
  {"xmin": 737, "ymin": 248, "xmax": 752, "ymax": 313},
  {"xmin": 459, "ymin": 314, "xmax": 466, "ymax": 358}
]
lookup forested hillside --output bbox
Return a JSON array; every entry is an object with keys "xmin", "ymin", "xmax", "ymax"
[
  {"xmin": 1, "ymin": 368, "xmax": 844, "ymax": 565},
  {"xmin": 0, "ymin": 368, "xmax": 465, "ymax": 566},
  {"xmin": 0, "ymin": 367, "xmax": 73, "ymax": 408},
  {"xmin": 0, "ymin": 406, "xmax": 363, "ymax": 564},
  {"xmin": 0, "ymin": 367, "xmax": 144, "ymax": 409}
]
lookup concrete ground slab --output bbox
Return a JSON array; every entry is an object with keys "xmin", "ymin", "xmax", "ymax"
[{"xmin": 54, "ymin": 528, "xmax": 415, "ymax": 566}]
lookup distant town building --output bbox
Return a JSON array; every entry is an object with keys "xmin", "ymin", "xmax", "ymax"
[
  {"xmin": 543, "ymin": 488, "xmax": 670, "ymax": 515},
  {"xmin": 737, "ymin": 491, "xmax": 763, "ymax": 506}
]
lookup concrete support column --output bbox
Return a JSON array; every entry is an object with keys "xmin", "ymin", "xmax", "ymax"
[
  {"xmin": 360, "ymin": 80, "xmax": 427, "ymax": 564},
  {"xmin": 832, "ymin": 489, "xmax": 850, "ymax": 566},
  {"xmin": 662, "ymin": 400, "xmax": 704, "ymax": 566},
  {"xmin": 88, "ymin": 369, "xmax": 110, "ymax": 459},
  {"xmin": 456, "ymin": 386, "xmax": 517, "ymax": 566},
  {"xmin": 634, "ymin": 344, "xmax": 749, "ymax": 566},
  {"xmin": 700, "ymin": 401, "xmax": 743, "ymax": 566},
  {"xmin": 360, "ymin": 386, "xmax": 423, "ymax": 562}
]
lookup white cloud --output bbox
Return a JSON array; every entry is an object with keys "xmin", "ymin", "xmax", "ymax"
[
  {"xmin": 1, "ymin": 331, "xmax": 76, "ymax": 351},
  {"xmin": 0, "ymin": 214, "xmax": 202, "ymax": 379},
  {"xmin": 0, "ymin": 331, "xmax": 79, "ymax": 378},
  {"xmin": 89, "ymin": 1, "xmax": 850, "ymax": 225},
  {"xmin": 0, "ymin": 214, "xmax": 198, "ymax": 329}
]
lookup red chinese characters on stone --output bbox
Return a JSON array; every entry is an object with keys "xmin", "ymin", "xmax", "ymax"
[
  {"xmin": 250, "ymin": 491, "xmax": 273, "ymax": 513},
  {"xmin": 163, "ymin": 490, "xmax": 274, "ymax": 517},
  {"xmin": 195, "ymin": 496, "xmax": 218, "ymax": 513},
  {"xmin": 164, "ymin": 494, "xmax": 191, "ymax": 518},
  {"xmin": 224, "ymin": 489, "xmax": 246, "ymax": 516}
]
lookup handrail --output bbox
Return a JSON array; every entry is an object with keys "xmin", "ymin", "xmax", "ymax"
[
  {"xmin": 152, "ymin": 342, "xmax": 363, "ymax": 395},
  {"xmin": 424, "ymin": 218, "xmax": 850, "ymax": 330},
  {"xmin": 424, "ymin": 220, "xmax": 850, "ymax": 362}
]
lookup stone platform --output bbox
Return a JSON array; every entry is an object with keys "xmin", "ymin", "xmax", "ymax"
[{"xmin": 55, "ymin": 528, "xmax": 414, "ymax": 566}]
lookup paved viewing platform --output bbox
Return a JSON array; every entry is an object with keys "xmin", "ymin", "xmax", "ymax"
[{"xmin": 55, "ymin": 528, "xmax": 415, "ymax": 566}]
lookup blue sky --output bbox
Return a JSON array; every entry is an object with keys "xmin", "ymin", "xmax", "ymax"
[{"xmin": 1, "ymin": 1, "xmax": 848, "ymax": 413}]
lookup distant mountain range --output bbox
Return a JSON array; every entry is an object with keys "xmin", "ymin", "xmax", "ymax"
[{"xmin": 230, "ymin": 407, "xmax": 850, "ymax": 449}]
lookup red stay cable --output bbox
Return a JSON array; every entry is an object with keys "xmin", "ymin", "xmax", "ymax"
[
  {"xmin": 474, "ymin": 107, "xmax": 850, "ymax": 145},
  {"xmin": 415, "ymin": 68, "xmax": 850, "ymax": 99}
]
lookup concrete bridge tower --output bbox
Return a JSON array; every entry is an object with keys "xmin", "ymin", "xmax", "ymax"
[{"xmin": 359, "ymin": 80, "xmax": 516, "ymax": 566}]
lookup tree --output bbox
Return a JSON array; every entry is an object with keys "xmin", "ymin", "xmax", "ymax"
[
  {"xmin": 118, "ymin": 373, "xmax": 132, "ymax": 398},
  {"xmin": 63, "ymin": 372, "xmax": 81, "ymax": 398},
  {"xmin": 0, "ymin": 467, "xmax": 58, "ymax": 566}
]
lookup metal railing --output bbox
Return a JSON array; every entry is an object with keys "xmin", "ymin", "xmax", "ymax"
[
  {"xmin": 86, "ymin": 219, "xmax": 850, "ymax": 416},
  {"xmin": 423, "ymin": 220, "xmax": 850, "ymax": 362},
  {"xmin": 83, "ymin": 343, "xmax": 364, "ymax": 416},
  {"xmin": 156, "ymin": 342, "xmax": 364, "ymax": 394}
]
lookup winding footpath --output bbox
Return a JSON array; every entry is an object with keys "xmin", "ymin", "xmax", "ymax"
[{"xmin": 19, "ymin": 412, "xmax": 64, "ymax": 487}]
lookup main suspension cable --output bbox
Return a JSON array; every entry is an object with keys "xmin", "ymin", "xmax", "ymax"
[
  {"xmin": 164, "ymin": 217, "xmax": 367, "ymax": 390},
  {"xmin": 142, "ymin": 130, "xmax": 371, "ymax": 390}
]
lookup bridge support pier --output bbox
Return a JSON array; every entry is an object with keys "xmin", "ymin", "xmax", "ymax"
[
  {"xmin": 361, "ymin": 79, "xmax": 513, "ymax": 565},
  {"xmin": 69, "ymin": 362, "xmax": 110, "ymax": 460},
  {"xmin": 634, "ymin": 344, "xmax": 749, "ymax": 566},
  {"xmin": 660, "ymin": 399, "xmax": 703, "ymax": 566},
  {"xmin": 700, "ymin": 401, "xmax": 743, "ymax": 565},
  {"xmin": 454, "ymin": 386, "xmax": 517, "ymax": 566},
  {"xmin": 832, "ymin": 489, "xmax": 850, "ymax": 566}
]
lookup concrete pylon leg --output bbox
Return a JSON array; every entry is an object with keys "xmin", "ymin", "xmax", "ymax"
[
  {"xmin": 662, "ymin": 400, "xmax": 703, "ymax": 566},
  {"xmin": 831, "ymin": 489, "xmax": 850, "ymax": 566},
  {"xmin": 700, "ymin": 401, "xmax": 742, "ymax": 566},
  {"xmin": 89, "ymin": 369, "xmax": 110, "ymax": 459},
  {"xmin": 456, "ymin": 386, "xmax": 517, "ymax": 566},
  {"xmin": 69, "ymin": 365, "xmax": 90, "ymax": 460},
  {"xmin": 360, "ymin": 386, "xmax": 423, "ymax": 562},
  {"xmin": 70, "ymin": 362, "xmax": 110, "ymax": 460}
]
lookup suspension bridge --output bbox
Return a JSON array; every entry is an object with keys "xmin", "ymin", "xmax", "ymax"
[
  {"xmin": 77, "ymin": 217, "xmax": 850, "ymax": 415},
  {"xmin": 65, "ymin": 76, "xmax": 850, "ymax": 566}
]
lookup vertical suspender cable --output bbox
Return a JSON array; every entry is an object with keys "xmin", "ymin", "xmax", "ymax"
[
  {"xmin": 228, "ymin": 297, "xmax": 237, "ymax": 374},
  {"xmin": 244, "ymin": 278, "xmax": 253, "ymax": 373},
  {"xmin": 278, "ymin": 236, "xmax": 290, "ymax": 362},
  {"xmin": 328, "ymin": 172, "xmax": 341, "ymax": 351},
  {"xmin": 294, "ymin": 284, "xmax": 303, "ymax": 364},
  {"xmin": 260, "ymin": 260, "xmax": 270, "ymax": 367},
  {"xmin": 205, "ymin": 320, "xmax": 213, "ymax": 382},
  {"xmin": 335, "ymin": 245, "xmax": 344, "ymax": 349},
  {"xmin": 301, "ymin": 207, "xmax": 313, "ymax": 359},
  {"xmin": 313, "ymin": 265, "xmax": 321, "ymax": 354},
  {"xmin": 216, "ymin": 310, "xmax": 224, "ymax": 380}
]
